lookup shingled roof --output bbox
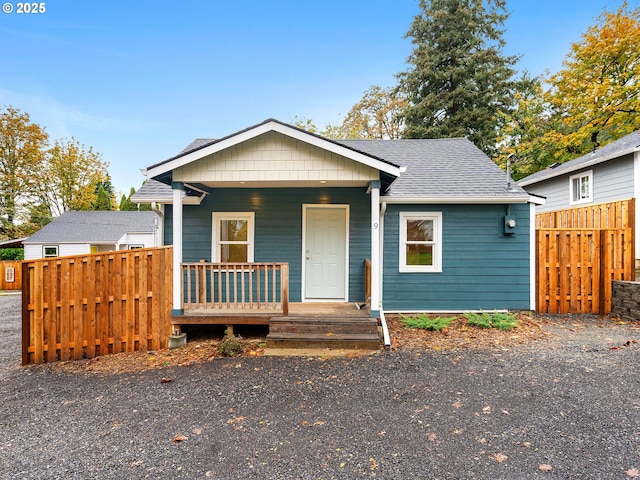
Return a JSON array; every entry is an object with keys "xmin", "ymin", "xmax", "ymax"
[
  {"xmin": 338, "ymin": 138, "xmax": 527, "ymax": 200},
  {"xmin": 139, "ymin": 119, "xmax": 529, "ymax": 203},
  {"xmin": 24, "ymin": 211, "xmax": 158, "ymax": 244},
  {"xmin": 518, "ymin": 130, "xmax": 640, "ymax": 186}
]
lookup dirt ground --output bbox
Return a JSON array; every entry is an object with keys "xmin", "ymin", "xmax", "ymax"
[{"xmin": 35, "ymin": 310, "xmax": 640, "ymax": 374}]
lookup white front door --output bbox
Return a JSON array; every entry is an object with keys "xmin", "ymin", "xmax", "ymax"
[{"xmin": 303, "ymin": 206, "xmax": 348, "ymax": 300}]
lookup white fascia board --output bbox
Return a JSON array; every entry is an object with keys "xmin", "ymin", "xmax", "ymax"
[
  {"xmin": 381, "ymin": 195, "xmax": 530, "ymax": 204},
  {"xmin": 147, "ymin": 120, "xmax": 402, "ymax": 179},
  {"xmin": 519, "ymin": 146, "xmax": 639, "ymax": 186}
]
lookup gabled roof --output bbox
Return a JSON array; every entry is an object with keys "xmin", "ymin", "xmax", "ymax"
[
  {"xmin": 339, "ymin": 138, "xmax": 528, "ymax": 202},
  {"xmin": 144, "ymin": 118, "xmax": 402, "ymax": 180},
  {"xmin": 140, "ymin": 118, "xmax": 530, "ymax": 204},
  {"xmin": 24, "ymin": 211, "xmax": 159, "ymax": 244},
  {"xmin": 518, "ymin": 130, "xmax": 640, "ymax": 187}
]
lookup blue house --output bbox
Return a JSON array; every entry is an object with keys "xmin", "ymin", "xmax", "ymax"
[{"xmin": 133, "ymin": 119, "xmax": 536, "ymax": 326}]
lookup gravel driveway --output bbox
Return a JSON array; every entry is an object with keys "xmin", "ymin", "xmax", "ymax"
[{"xmin": 1, "ymin": 294, "xmax": 640, "ymax": 479}]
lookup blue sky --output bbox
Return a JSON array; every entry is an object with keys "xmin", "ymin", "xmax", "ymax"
[{"xmin": 1, "ymin": 0, "xmax": 636, "ymax": 197}]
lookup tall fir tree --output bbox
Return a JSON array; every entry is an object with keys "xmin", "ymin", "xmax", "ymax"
[{"xmin": 397, "ymin": 0, "xmax": 518, "ymax": 156}]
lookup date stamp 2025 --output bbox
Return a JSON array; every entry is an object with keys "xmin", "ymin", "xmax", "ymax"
[{"xmin": 2, "ymin": 2, "xmax": 46, "ymax": 14}]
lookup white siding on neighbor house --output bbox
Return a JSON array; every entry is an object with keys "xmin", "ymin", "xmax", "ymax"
[
  {"xmin": 24, "ymin": 243, "xmax": 92, "ymax": 260},
  {"xmin": 120, "ymin": 232, "xmax": 157, "ymax": 249},
  {"xmin": 174, "ymin": 131, "xmax": 379, "ymax": 184},
  {"xmin": 524, "ymin": 154, "xmax": 635, "ymax": 213}
]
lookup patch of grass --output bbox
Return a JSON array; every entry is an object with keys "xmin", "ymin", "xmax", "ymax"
[
  {"xmin": 464, "ymin": 311, "xmax": 519, "ymax": 331},
  {"xmin": 401, "ymin": 314, "xmax": 456, "ymax": 331}
]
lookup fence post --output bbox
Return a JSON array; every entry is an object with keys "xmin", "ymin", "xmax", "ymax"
[
  {"xmin": 599, "ymin": 230, "xmax": 612, "ymax": 315},
  {"xmin": 21, "ymin": 261, "xmax": 31, "ymax": 366}
]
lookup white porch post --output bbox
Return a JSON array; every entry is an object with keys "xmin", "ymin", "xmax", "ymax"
[
  {"xmin": 370, "ymin": 180, "xmax": 381, "ymax": 317},
  {"xmin": 172, "ymin": 182, "xmax": 184, "ymax": 316}
]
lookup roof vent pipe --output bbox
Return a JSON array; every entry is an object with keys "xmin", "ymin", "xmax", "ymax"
[{"xmin": 505, "ymin": 154, "xmax": 515, "ymax": 192}]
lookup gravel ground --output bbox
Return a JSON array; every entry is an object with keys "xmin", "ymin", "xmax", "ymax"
[{"xmin": 2, "ymin": 294, "xmax": 640, "ymax": 479}]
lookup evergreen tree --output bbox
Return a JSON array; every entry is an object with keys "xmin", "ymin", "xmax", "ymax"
[
  {"xmin": 93, "ymin": 184, "xmax": 112, "ymax": 210},
  {"xmin": 397, "ymin": 0, "xmax": 518, "ymax": 155}
]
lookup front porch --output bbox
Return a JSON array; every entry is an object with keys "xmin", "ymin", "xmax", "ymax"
[{"xmin": 172, "ymin": 261, "xmax": 380, "ymax": 351}]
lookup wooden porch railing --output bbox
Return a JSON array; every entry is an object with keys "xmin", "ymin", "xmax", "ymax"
[{"xmin": 181, "ymin": 262, "xmax": 289, "ymax": 315}]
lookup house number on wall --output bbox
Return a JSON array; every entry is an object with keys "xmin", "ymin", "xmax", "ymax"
[{"xmin": 373, "ymin": 222, "xmax": 378, "ymax": 229}]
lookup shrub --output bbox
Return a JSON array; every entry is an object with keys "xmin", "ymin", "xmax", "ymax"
[
  {"xmin": 218, "ymin": 328, "xmax": 244, "ymax": 356},
  {"xmin": 401, "ymin": 314, "xmax": 455, "ymax": 331},
  {"xmin": 464, "ymin": 311, "xmax": 519, "ymax": 331}
]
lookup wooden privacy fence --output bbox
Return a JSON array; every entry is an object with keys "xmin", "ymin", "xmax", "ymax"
[
  {"xmin": 1, "ymin": 260, "xmax": 22, "ymax": 290},
  {"xmin": 22, "ymin": 247, "xmax": 173, "ymax": 365},
  {"xmin": 181, "ymin": 262, "xmax": 289, "ymax": 314},
  {"xmin": 537, "ymin": 229, "xmax": 634, "ymax": 314},
  {"xmin": 536, "ymin": 199, "xmax": 634, "ymax": 229}
]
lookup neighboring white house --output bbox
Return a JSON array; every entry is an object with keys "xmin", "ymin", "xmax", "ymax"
[
  {"xmin": 23, "ymin": 211, "xmax": 161, "ymax": 260},
  {"xmin": 518, "ymin": 129, "xmax": 640, "ymax": 262}
]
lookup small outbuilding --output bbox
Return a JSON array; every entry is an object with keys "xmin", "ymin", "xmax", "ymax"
[{"xmin": 23, "ymin": 211, "xmax": 161, "ymax": 260}]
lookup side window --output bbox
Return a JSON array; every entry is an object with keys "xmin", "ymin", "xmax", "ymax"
[
  {"xmin": 399, "ymin": 212, "xmax": 442, "ymax": 273},
  {"xmin": 569, "ymin": 170, "xmax": 593, "ymax": 205},
  {"xmin": 5, "ymin": 267, "xmax": 15, "ymax": 283},
  {"xmin": 43, "ymin": 246, "xmax": 58, "ymax": 258},
  {"xmin": 212, "ymin": 212, "xmax": 255, "ymax": 262}
]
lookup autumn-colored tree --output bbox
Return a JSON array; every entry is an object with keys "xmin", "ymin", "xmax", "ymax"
[
  {"xmin": 495, "ymin": 74, "xmax": 554, "ymax": 178},
  {"xmin": 502, "ymin": 3, "xmax": 640, "ymax": 178},
  {"xmin": 547, "ymin": 2, "xmax": 640, "ymax": 156},
  {"xmin": 326, "ymin": 86, "xmax": 407, "ymax": 139},
  {"xmin": 37, "ymin": 138, "xmax": 110, "ymax": 216},
  {"xmin": 398, "ymin": 0, "xmax": 518, "ymax": 155},
  {"xmin": 0, "ymin": 106, "xmax": 48, "ymax": 239}
]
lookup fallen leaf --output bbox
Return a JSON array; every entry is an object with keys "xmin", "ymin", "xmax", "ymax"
[
  {"xmin": 626, "ymin": 468, "xmax": 640, "ymax": 477},
  {"xmin": 539, "ymin": 464, "xmax": 553, "ymax": 472},
  {"xmin": 493, "ymin": 453, "xmax": 508, "ymax": 463},
  {"xmin": 172, "ymin": 435, "xmax": 187, "ymax": 444},
  {"xmin": 369, "ymin": 457, "xmax": 378, "ymax": 470},
  {"xmin": 160, "ymin": 377, "xmax": 173, "ymax": 384}
]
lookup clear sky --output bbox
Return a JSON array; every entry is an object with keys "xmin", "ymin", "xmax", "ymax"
[{"xmin": 1, "ymin": 0, "xmax": 636, "ymax": 197}]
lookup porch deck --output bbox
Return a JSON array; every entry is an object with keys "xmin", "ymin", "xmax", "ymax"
[{"xmin": 172, "ymin": 301, "xmax": 370, "ymax": 327}]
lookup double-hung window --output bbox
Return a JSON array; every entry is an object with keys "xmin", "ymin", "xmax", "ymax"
[
  {"xmin": 399, "ymin": 212, "xmax": 442, "ymax": 273},
  {"xmin": 212, "ymin": 212, "xmax": 255, "ymax": 262},
  {"xmin": 569, "ymin": 170, "xmax": 593, "ymax": 205}
]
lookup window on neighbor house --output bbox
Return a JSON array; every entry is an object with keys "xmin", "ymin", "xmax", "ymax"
[
  {"xmin": 212, "ymin": 212, "xmax": 255, "ymax": 262},
  {"xmin": 399, "ymin": 212, "xmax": 442, "ymax": 273},
  {"xmin": 570, "ymin": 170, "xmax": 593, "ymax": 205},
  {"xmin": 43, "ymin": 246, "xmax": 58, "ymax": 258},
  {"xmin": 5, "ymin": 267, "xmax": 15, "ymax": 283},
  {"xmin": 128, "ymin": 245, "xmax": 144, "ymax": 250}
]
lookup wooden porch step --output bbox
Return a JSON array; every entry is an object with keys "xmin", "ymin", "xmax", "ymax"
[
  {"xmin": 266, "ymin": 316, "xmax": 380, "ymax": 351},
  {"xmin": 269, "ymin": 317, "xmax": 378, "ymax": 335}
]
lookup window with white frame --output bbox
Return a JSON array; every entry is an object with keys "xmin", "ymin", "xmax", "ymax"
[
  {"xmin": 5, "ymin": 267, "xmax": 15, "ymax": 283},
  {"xmin": 569, "ymin": 170, "xmax": 593, "ymax": 205},
  {"xmin": 128, "ymin": 244, "xmax": 144, "ymax": 250},
  {"xmin": 212, "ymin": 212, "xmax": 255, "ymax": 262},
  {"xmin": 43, "ymin": 246, "xmax": 58, "ymax": 258},
  {"xmin": 399, "ymin": 212, "xmax": 442, "ymax": 273}
]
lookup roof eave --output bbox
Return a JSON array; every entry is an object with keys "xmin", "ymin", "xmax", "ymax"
[
  {"xmin": 380, "ymin": 195, "xmax": 531, "ymax": 204},
  {"xmin": 519, "ymin": 146, "xmax": 639, "ymax": 186}
]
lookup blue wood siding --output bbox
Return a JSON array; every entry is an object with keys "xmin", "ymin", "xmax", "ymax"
[
  {"xmin": 382, "ymin": 203, "xmax": 531, "ymax": 311},
  {"xmin": 165, "ymin": 188, "xmax": 371, "ymax": 302}
]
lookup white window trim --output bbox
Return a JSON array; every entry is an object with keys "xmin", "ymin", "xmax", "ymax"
[
  {"xmin": 399, "ymin": 212, "xmax": 442, "ymax": 273},
  {"xmin": 43, "ymin": 245, "xmax": 58, "ymax": 258},
  {"xmin": 211, "ymin": 212, "xmax": 255, "ymax": 262},
  {"xmin": 5, "ymin": 267, "xmax": 15, "ymax": 283},
  {"xmin": 569, "ymin": 170, "xmax": 593, "ymax": 205},
  {"xmin": 128, "ymin": 244, "xmax": 144, "ymax": 250}
]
